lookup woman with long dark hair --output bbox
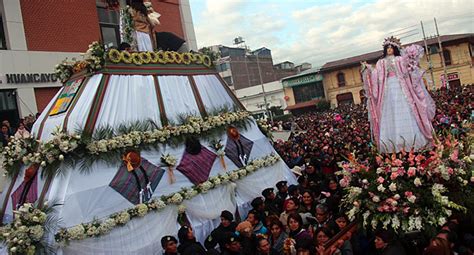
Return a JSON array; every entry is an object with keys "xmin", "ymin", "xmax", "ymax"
[
  {"xmin": 287, "ymin": 213, "xmax": 312, "ymax": 251},
  {"xmin": 361, "ymin": 37, "xmax": 435, "ymax": 153},
  {"xmin": 268, "ymin": 220, "xmax": 288, "ymax": 254}
]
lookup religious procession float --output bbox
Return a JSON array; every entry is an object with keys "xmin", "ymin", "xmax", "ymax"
[
  {"xmin": 0, "ymin": 40, "xmax": 296, "ymax": 254},
  {"xmin": 0, "ymin": 0, "xmax": 473, "ymax": 253}
]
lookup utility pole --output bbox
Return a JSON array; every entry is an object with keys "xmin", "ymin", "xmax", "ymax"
[
  {"xmin": 434, "ymin": 18, "xmax": 449, "ymax": 90},
  {"xmin": 420, "ymin": 21, "xmax": 436, "ymax": 91},
  {"xmin": 255, "ymin": 54, "xmax": 273, "ymax": 123}
]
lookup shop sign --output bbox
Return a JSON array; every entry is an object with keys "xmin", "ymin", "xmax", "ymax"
[
  {"xmin": 2, "ymin": 73, "xmax": 58, "ymax": 84},
  {"xmin": 282, "ymin": 74, "xmax": 322, "ymax": 87},
  {"xmin": 440, "ymin": 72, "xmax": 459, "ymax": 81}
]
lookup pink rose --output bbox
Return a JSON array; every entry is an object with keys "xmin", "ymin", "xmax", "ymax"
[
  {"xmin": 382, "ymin": 204, "xmax": 390, "ymax": 212},
  {"xmin": 447, "ymin": 167, "xmax": 454, "ymax": 175},
  {"xmin": 404, "ymin": 191, "xmax": 413, "ymax": 197},
  {"xmin": 390, "ymin": 172, "xmax": 399, "ymax": 180},
  {"xmin": 392, "ymin": 159, "xmax": 403, "ymax": 167},
  {"xmin": 403, "ymin": 207, "xmax": 410, "ymax": 214},
  {"xmin": 376, "ymin": 156, "xmax": 383, "ymax": 166},
  {"xmin": 397, "ymin": 168, "xmax": 405, "ymax": 177},
  {"xmin": 377, "ymin": 177, "xmax": 385, "ymax": 184},
  {"xmin": 407, "ymin": 167, "xmax": 416, "ymax": 177},
  {"xmin": 450, "ymin": 149, "xmax": 459, "ymax": 162}
]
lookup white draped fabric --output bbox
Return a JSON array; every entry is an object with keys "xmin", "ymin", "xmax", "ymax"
[
  {"xmin": 193, "ymin": 75, "xmax": 236, "ymax": 111},
  {"xmin": 1, "ymin": 73, "xmax": 298, "ymax": 254},
  {"xmin": 60, "ymin": 205, "xmax": 180, "ymax": 255},
  {"xmin": 184, "ymin": 183, "xmax": 237, "ymax": 245},
  {"xmin": 31, "ymin": 87, "xmax": 64, "ymax": 140},
  {"xmin": 65, "ymin": 74, "xmax": 103, "ymax": 132},
  {"xmin": 31, "ymin": 74, "xmax": 103, "ymax": 141},
  {"xmin": 158, "ymin": 76, "xmax": 200, "ymax": 124},
  {"xmin": 136, "ymin": 31, "xmax": 154, "ymax": 52},
  {"xmin": 94, "ymin": 75, "xmax": 163, "ymax": 129}
]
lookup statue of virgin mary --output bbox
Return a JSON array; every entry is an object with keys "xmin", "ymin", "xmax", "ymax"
[{"xmin": 361, "ymin": 37, "xmax": 436, "ymax": 153}]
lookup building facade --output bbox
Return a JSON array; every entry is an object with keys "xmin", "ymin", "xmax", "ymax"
[
  {"xmin": 321, "ymin": 34, "xmax": 474, "ymax": 107},
  {"xmin": 281, "ymin": 68, "xmax": 326, "ymax": 114},
  {"xmin": 235, "ymin": 80, "xmax": 286, "ymax": 118},
  {"xmin": 0, "ymin": 0, "xmax": 197, "ymax": 126},
  {"xmin": 214, "ymin": 45, "xmax": 299, "ymax": 91}
]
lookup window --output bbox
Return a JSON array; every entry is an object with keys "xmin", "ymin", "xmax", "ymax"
[
  {"xmin": 97, "ymin": 6, "xmax": 120, "ymax": 49},
  {"xmin": 293, "ymin": 81, "xmax": 325, "ymax": 104},
  {"xmin": 443, "ymin": 49, "xmax": 452, "ymax": 66},
  {"xmin": 429, "ymin": 45, "xmax": 439, "ymax": 55},
  {"xmin": 337, "ymin": 72, "xmax": 346, "ymax": 87},
  {"xmin": 0, "ymin": 16, "xmax": 6, "ymax": 50},
  {"xmin": 217, "ymin": 62, "xmax": 230, "ymax": 72}
]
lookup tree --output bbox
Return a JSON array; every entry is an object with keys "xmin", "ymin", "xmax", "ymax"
[{"xmin": 198, "ymin": 47, "xmax": 221, "ymax": 62}]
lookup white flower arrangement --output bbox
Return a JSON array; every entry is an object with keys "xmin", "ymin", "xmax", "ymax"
[
  {"xmin": 229, "ymin": 172, "xmax": 240, "ymax": 181},
  {"xmin": 55, "ymin": 154, "xmax": 281, "ymax": 243},
  {"xmin": 183, "ymin": 188, "xmax": 198, "ymax": 200},
  {"xmin": 198, "ymin": 181, "xmax": 214, "ymax": 193},
  {"xmin": 1, "ymin": 111, "xmax": 251, "ymax": 176},
  {"xmin": 337, "ymin": 137, "xmax": 472, "ymax": 235},
  {"xmin": 135, "ymin": 204, "xmax": 148, "ymax": 217},
  {"xmin": 237, "ymin": 169, "xmax": 248, "ymax": 178},
  {"xmin": 178, "ymin": 205, "xmax": 186, "ymax": 214},
  {"xmin": 0, "ymin": 203, "xmax": 49, "ymax": 254},
  {"xmin": 168, "ymin": 193, "xmax": 183, "ymax": 204},
  {"xmin": 114, "ymin": 211, "xmax": 130, "ymax": 225},
  {"xmin": 161, "ymin": 154, "xmax": 177, "ymax": 167}
]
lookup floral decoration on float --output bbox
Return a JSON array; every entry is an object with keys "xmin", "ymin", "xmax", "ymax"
[
  {"xmin": 54, "ymin": 154, "xmax": 281, "ymax": 243},
  {"xmin": 336, "ymin": 135, "xmax": 473, "ymax": 235},
  {"xmin": 1, "ymin": 111, "xmax": 251, "ymax": 177}
]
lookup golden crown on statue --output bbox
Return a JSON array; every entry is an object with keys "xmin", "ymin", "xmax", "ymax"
[{"xmin": 382, "ymin": 36, "xmax": 402, "ymax": 49}]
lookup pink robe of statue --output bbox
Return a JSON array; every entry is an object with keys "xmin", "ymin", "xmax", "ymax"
[{"xmin": 362, "ymin": 44, "xmax": 436, "ymax": 153}]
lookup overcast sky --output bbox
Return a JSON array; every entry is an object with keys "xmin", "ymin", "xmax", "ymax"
[{"xmin": 190, "ymin": 0, "xmax": 474, "ymax": 67}]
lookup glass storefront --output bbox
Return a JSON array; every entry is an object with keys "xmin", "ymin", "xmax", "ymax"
[{"xmin": 293, "ymin": 81, "xmax": 325, "ymax": 103}]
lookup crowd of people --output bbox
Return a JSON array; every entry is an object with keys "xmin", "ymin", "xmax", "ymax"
[
  {"xmin": 1, "ymin": 85, "xmax": 472, "ymax": 254},
  {"xmin": 157, "ymin": 85, "xmax": 472, "ymax": 255},
  {"xmin": 0, "ymin": 114, "xmax": 37, "ymax": 147}
]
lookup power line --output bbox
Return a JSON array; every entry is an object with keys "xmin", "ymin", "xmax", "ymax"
[
  {"xmin": 387, "ymin": 24, "xmax": 418, "ymax": 34},
  {"xmin": 393, "ymin": 28, "xmax": 420, "ymax": 37}
]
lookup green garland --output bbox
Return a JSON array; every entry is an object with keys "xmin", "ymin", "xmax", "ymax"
[
  {"xmin": 1, "ymin": 111, "xmax": 252, "ymax": 178},
  {"xmin": 120, "ymin": 6, "xmax": 135, "ymax": 48},
  {"xmin": 54, "ymin": 154, "xmax": 281, "ymax": 244}
]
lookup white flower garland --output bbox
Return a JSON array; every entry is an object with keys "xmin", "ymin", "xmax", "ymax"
[
  {"xmin": 0, "ymin": 203, "xmax": 48, "ymax": 254},
  {"xmin": 1, "ymin": 111, "xmax": 250, "ymax": 176},
  {"xmin": 55, "ymin": 153, "xmax": 281, "ymax": 243}
]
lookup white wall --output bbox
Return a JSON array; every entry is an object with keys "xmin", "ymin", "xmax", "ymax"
[
  {"xmin": 179, "ymin": 0, "xmax": 198, "ymax": 51},
  {"xmin": 235, "ymin": 81, "xmax": 286, "ymax": 113},
  {"xmin": 0, "ymin": 50, "xmax": 81, "ymax": 117}
]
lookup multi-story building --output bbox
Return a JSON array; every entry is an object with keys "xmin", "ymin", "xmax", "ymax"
[
  {"xmin": 214, "ymin": 45, "xmax": 299, "ymax": 90},
  {"xmin": 235, "ymin": 80, "xmax": 286, "ymax": 118},
  {"xmin": 321, "ymin": 33, "xmax": 474, "ymax": 107},
  {"xmin": 282, "ymin": 68, "xmax": 326, "ymax": 115},
  {"xmin": 0, "ymin": 0, "xmax": 197, "ymax": 126}
]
